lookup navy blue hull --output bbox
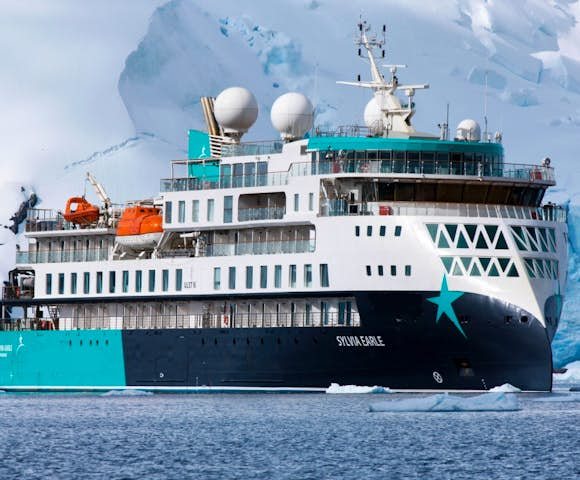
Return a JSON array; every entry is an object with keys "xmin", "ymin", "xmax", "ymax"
[{"xmin": 121, "ymin": 292, "xmax": 553, "ymax": 391}]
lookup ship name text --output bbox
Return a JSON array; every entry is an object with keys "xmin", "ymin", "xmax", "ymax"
[{"xmin": 336, "ymin": 336, "xmax": 385, "ymax": 347}]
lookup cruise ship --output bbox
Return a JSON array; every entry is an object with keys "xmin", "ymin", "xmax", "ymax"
[{"xmin": 0, "ymin": 21, "xmax": 568, "ymax": 392}]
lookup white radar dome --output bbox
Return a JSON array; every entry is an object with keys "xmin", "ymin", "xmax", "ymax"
[
  {"xmin": 456, "ymin": 119, "xmax": 481, "ymax": 142},
  {"xmin": 364, "ymin": 97, "xmax": 384, "ymax": 135},
  {"xmin": 270, "ymin": 92, "xmax": 314, "ymax": 141},
  {"xmin": 214, "ymin": 87, "xmax": 258, "ymax": 137}
]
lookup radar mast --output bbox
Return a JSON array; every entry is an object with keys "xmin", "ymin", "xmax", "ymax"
[{"xmin": 337, "ymin": 20, "xmax": 429, "ymax": 137}]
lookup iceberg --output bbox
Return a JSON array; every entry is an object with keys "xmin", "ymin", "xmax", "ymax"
[
  {"xmin": 489, "ymin": 383, "xmax": 522, "ymax": 393},
  {"xmin": 553, "ymin": 360, "xmax": 580, "ymax": 384},
  {"xmin": 532, "ymin": 393, "xmax": 580, "ymax": 403},
  {"xmin": 100, "ymin": 389, "xmax": 153, "ymax": 397},
  {"xmin": 369, "ymin": 392, "xmax": 521, "ymax": 412},
  {"xmin": 326, "ymin": 383, "xmax": 391, "ymax": 394}
]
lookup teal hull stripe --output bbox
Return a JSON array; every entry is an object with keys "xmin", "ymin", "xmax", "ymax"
[
  {"xmin": 0, "ymin": 330, "xmax": 126, "ymax": 388},
  {"xmin": 307, "ymin": 136, "xmax": 504, "ymax": 155}
]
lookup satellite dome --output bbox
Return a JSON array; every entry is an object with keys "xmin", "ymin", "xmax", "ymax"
[
  {"xmin": 456, "ymin": 119, "xmax": 481, "ymax": 142},
  {"xmin": 270, "ymin": 92, "xmax": 314, "ymax": 141},
  {"xmin": 214, "ymin": 87, "xmax": 258, "ymax": 136},
  {"xmin": 364, "ymin": 97, "xmax": 384, "ymax": 135}
]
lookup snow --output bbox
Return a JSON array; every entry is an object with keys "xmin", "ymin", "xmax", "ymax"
[
  {"xmin": 326, "ymin": 383, "xmax": 391, "ymax": 394},
  {"xmin": 100, "ymin": 389, "xmax": 153, "ymax": 397},
  {"xmin": 489, "ymin": 383, "xmax": 522, "ymax": 393},
  {"xmin": 0, "ymin": 0, "xmax": 579, "ymax": 365},
  {"xmin": 368, "ymin": 392, "xmax": 521, "ymax": 413}
]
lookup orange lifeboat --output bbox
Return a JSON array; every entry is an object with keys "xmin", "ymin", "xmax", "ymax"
[
  {"xmin": 116, "ymin": 206, "xmax": 163, "ymax": 249},
  {"xmin": 63, "ymin": 197, "xmax": 99, "ymax": 225}
]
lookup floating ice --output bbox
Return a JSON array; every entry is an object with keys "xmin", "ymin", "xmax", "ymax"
[
  {"xmin": 369, "ymin": 392, "xmax": 521, "ymax": 412},
  {"xmin": 326, "ymin": 383, "xmax": 391, "ymax": 394},
  {"xmin": 532, "ymin": 393, "xmax": 580, "ymax": 403},
  {"xmin": 489, "ymin": 383, "xmax": 522, "ymax": 393},
  {"xmin": 101, "ymin": 389, "xmax": 153, "ymax": 397},
  {"xmin": 553, "ymin": 361, "xmax": 580, "ymax": 384}
]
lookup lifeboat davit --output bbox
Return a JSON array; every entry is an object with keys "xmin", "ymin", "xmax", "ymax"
[
  {"xmin": 116, "ymin": 206, "xmax": 163, "ymax": 249},
  {"xmin": 63, "ymin": 197, "xmax": 100, "ymax": 225}
]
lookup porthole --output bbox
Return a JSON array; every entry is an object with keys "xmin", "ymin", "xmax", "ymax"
[
  {"xmin": 260, "ymin": 338, "xmax": 264, "ymax": 345},
  {"xmin": 214, "ymin": 338, "xmax": 218, "ymax": 345},
  {"xmin": 80, "ymin": 340, "xmax": 83, "ymax": 346},
  {"xmin": 520, "ymin": 315, "xmax": 529, "ymax": 324},
  {"xmin": 89, "ymin": 340, "xmax": 92, "ymax": 346},
  {"xmin": 105, "ymin": 340, "xmax": 109, "ymax": 346},
  {"xmin": 96, "ymin": 340, "xmax": 99, "ymax": 346},
  {"xmin": 201, "ymin": 339, "xmax": 205, "ymax": 345},
  {"xmin": 277, "ymin": 338, "xmax": 281, "ymax": 345},
  {"xmin": 246, "ymin": 338, "xmax": 250, "ymax": 345},
  {"xmin": 69, "ymin": 340, "xmax": 72, "ymax": 346},
  {"xmin": 233, "ymin": 339, "xmax": 236, "ymax": 345}
]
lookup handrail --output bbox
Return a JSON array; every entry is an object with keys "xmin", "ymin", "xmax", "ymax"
[{"xmin": 0, "ymin": 311, "xmax": 361, "ymax": 332}]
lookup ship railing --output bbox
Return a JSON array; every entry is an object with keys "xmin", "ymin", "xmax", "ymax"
[
  {"xmin": 15, "ymin": 248, "xmax": 109, "ymax": 265},
  {"xmin": 322, "ymin": 201, "xmax": 568, "ymax": 222},
  {"xmin": 0, "ymin": 312, "xmax": 361, "ymax": 331},
  {"xmin": 313, "ymin": 125, "xmax": 374, "ymax": 137},
  {"xmin": 157, "ymin": 239, "xmax": 315, "ymax": 258},
  {"xmin": 221, "ymin": 140, "xmax": 284, "ymax": 157},
  {"xmin": 238, "ymin": 206, "xmax": 285, "ymax": 222},
  {"xmin": 160, "ymin": 171, "xmax": 289, "ymax": 192},
  {"xmin": 290, "ymin": 157, "xmax": 555, "ymax": 183}
]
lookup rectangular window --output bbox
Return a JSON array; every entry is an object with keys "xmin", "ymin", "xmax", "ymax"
[
  {"xmin": 162, "ymin": 269, "xmax": 169, "ymax": 292},
  {"xmin": 320, "ymin": 264, "xmax": 329, "ymax": 287},
  {"xmin": 176, "ymin": 269, "xmax": 183, "ymax": 292},
  {"xmin": 207, "ymin": 199, "xmax": 215, "ymax": 221},
  {"xmin": 395, "ymin": 225, "xmax": 402, "ymax": 237},
  {"xmin": 367, "ymin": 226, "xmax": 373, "ymax": 236},
  {"xmin": 378, "ymin": 265, "xmax": 384, "ymax": 276},
  {"xmin": 380, "ymin": 226, "xmax": 386, "ymax": 236},
  {"xmin": 224, "ymin": 195, "xmax": 233, "ymax": 223},
  {"xmin": 233, "ymin": 163, "xmax": 243, "ymax": 188},
  {"xmin": 338, "ymin": 301, "xmax": 353, "ymax": 326},
  {"xmin": 213, "ymin": 267, "xmax": 221, "ymax": 290},
  {"xmin": 228, "ymin": 266, "xmax": 236, "ymax": 289},
  {"xmin": 58, "ymin": 273, "xmax": 65, "ymax": 295},
  {"xmin": 308, "ymin": 193, "xmax": 314, "ymax": 211},
  {"xmin": 294, "ymin": 193, "xmax": 299, "ymax": 212},
  {"xmin": 246, "ymin": 266, "xmax": 253, "ymax": 289},
  {"xmin": 220, "ymin": 164, "xmax": 231, "ymax": 188},
  {"xmin": 46, "ymin": 273, "xmax": 52, "ymax": 295},
  {"xmin": 83, "ymin": 272, "xmax": 90, "ymax": 294},
  {"xmin": 304, "ymin": 264, "xmax": 312, "ymax": 287},
  {"xmin": 289, "ymin": 264, "xmax": 297, "ymax": 288},
  {"xmin": 257, "ymin": 161, "xmax": 268, "ymax": 186},
  {"xmin": 148, "ymin": 270, "xmax": 155, "ymax": 292},
  {"xmin": 135, "ymin": 270, "xmax": 142, "ymax": 293},
  {"xmin": 260, "ymin": 265, "xmax": 267, "ymax": 288},
  {"xmin": 391, "ymin": 265, "xmax": 397, "ymax": 276},
  {"xmin": 405, "ymin": 265, "xmax": 412, "ymax": 276},
  {"xmin": 122, "ymin": 270, "xmax": 129, "ymax": 293},
  {"xmin": 274, "ymin": 265, "xmax": 282, "ymax": 288},
  {"xmin": 192, "ymin": 200, "xmax": 199, "ymax": 222},
  {"xmin": 109, "ymin": 271, "xmax": 116, "ymax": 293},
  {"xmin": 96, "ymin": 272, "xmax": 103, "ymax": 293},
  {"xmin": 244, "ymin": 162, "xmax": 256, "ymax": 187},
  {"xmin": 366, "ymin": 265, "xmax": 372, "ymax": 276},
  {"xmin": 164, "ymin": 201, "xmax": 172, "ymax": 223},
  {"xmin": 70, "ymin": 273, "xmax": 77, "ymax": 294},
  {"xmin": 355, "ymin": 226, "xmax": 360, "ymax": 237},
  {"xmin": 320, "ymin": 301, "xmax": 329, "ymax": 326},
  {"xmin": 178, "ymin": 200, "xmax": 185, "ymax": 223},
  {"xmin": 305, "ymin": 304, "xmax": 312, "ymax": 326}
]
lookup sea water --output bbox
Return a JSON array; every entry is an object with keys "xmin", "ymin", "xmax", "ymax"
[{"xmin": 0, "ymin": 391, "xmax": 578, "ymax": 479}]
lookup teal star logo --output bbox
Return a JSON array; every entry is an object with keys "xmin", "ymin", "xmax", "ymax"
[{"xmin": 427, "ymin": 275, "xmax": 467, "ymax": 338}]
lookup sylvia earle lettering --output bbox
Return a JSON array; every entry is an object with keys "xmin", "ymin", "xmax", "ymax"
[{"xmin": 336, "ymin": 336, "xmax": 385, "ymax": 347}]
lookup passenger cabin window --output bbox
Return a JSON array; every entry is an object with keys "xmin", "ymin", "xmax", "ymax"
[
  {"xmin": 395, "ymin": 226, "xmax": 402, "ymax": 237},
  {"xmin": 135, "ymin": 271, "xmax": 142, "ymax": 293},
  {"xmin": 224, "ymin": 196, "xmax": 233, "ymax": 223},
  {"xmin": 274, "ymin": 265, "xmax": 282, "ymax": 288},
  {"xmin": 309, "ymin": 193, "xmax": 314, "ymax": 211},
  {"xmin": 192, "ymin": 200, "xmax": 199, "ymax": 222},
  {"xmin": 83, "ymin": 272, "xmax": 90, "ymax": 294},
  {"xmin": 320, "ymin": 264, "xmax": 329, "ymax": 287},
  {"xmin": 109, "ymin": 271, "xmax": 116, "ymax": 293},
  {"xmin": 164, "ymin": 201, "xmax": 172, "ymax": 223},
  {"xmin": 304, "ymin": 264, "xmax": 312, "ymax": 287},
  {"xmin": 260, "ymin": 265, "xmax": 268, "ymax": 288},
  {"xmin": 46, "ymin": 273, "xmax": 52, "ymax": 294},
  {"xmin": 213, "ymin": 267, "xmax": 221, "ymax": 290},
  {"xmin": 58, "ymin": 273, "xmax": 64, "ymax": 295},
  {"xmin": 294, "ymin": 194, "xmax": 299, "ymax": 212},
  {"xmin": 122, "ymin": 270, "xmax": 129, "ymax": 293},
  {"xmin": 178, "ymin": 200, "xmax": 185, "ymax": 223},
  {"xmin": 70, "ymin": 273, "xmax": 77, "ymax": 294},
  {"xmin": 229, "ymin": 267, "xmax": 236, "ymax": 289},
  {"xmin": 96, "ymin": 272, "xmax": 103, "ymax": 293},
  {"xmin": 162, "ymin": 269, "xmax": 169, "ymax": 292},
  {"xmin": 148, "ymin": 270, "xmax": 155, "ymax": 292},
  {"xmin": 289, "ymin": 265, "xmax": 297, "ymax": 288},
  {"xmin": 175, "ymin": 269, "xmax": 183, "ymax": 292},
  {"xmin": 207, "ymin": 199, "xmax": 215, "ymax": 222},
  {"xmin": 246, "ymin": 266, "xmax": 253, "ymax": 289}
]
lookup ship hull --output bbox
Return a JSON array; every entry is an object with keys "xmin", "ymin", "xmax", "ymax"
[{"xmin": 0, "ymin": 291, "xmax": 553, "ymax": 392}]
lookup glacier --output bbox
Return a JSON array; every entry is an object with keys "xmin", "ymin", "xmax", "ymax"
[{"xmin": 0, "ymin": 0, "xmax": 579, "ymax": 367}]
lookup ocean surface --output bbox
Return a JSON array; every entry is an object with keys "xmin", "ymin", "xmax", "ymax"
[{"xmin": 1, "ymin": 390, "xmax": 579, "ymax": 480}]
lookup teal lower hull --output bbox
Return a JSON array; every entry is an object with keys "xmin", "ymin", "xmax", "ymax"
[{"xmin": 0, "ymin": 330, "xmax": 126, "ymax": 389}]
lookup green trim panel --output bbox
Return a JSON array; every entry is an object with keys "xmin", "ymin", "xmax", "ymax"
[
  {"xmin": 0, "ymin": 330, "xmax": 126, "ymax": 388},
  {"xmin": 307, "ymin": 136, "xmax": 504, "ymax": 156}
]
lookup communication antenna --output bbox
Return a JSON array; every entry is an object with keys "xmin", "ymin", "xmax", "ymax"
[{"xmin": 483, "ymin": 69, "xmax": 489, "ymax": 142}]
